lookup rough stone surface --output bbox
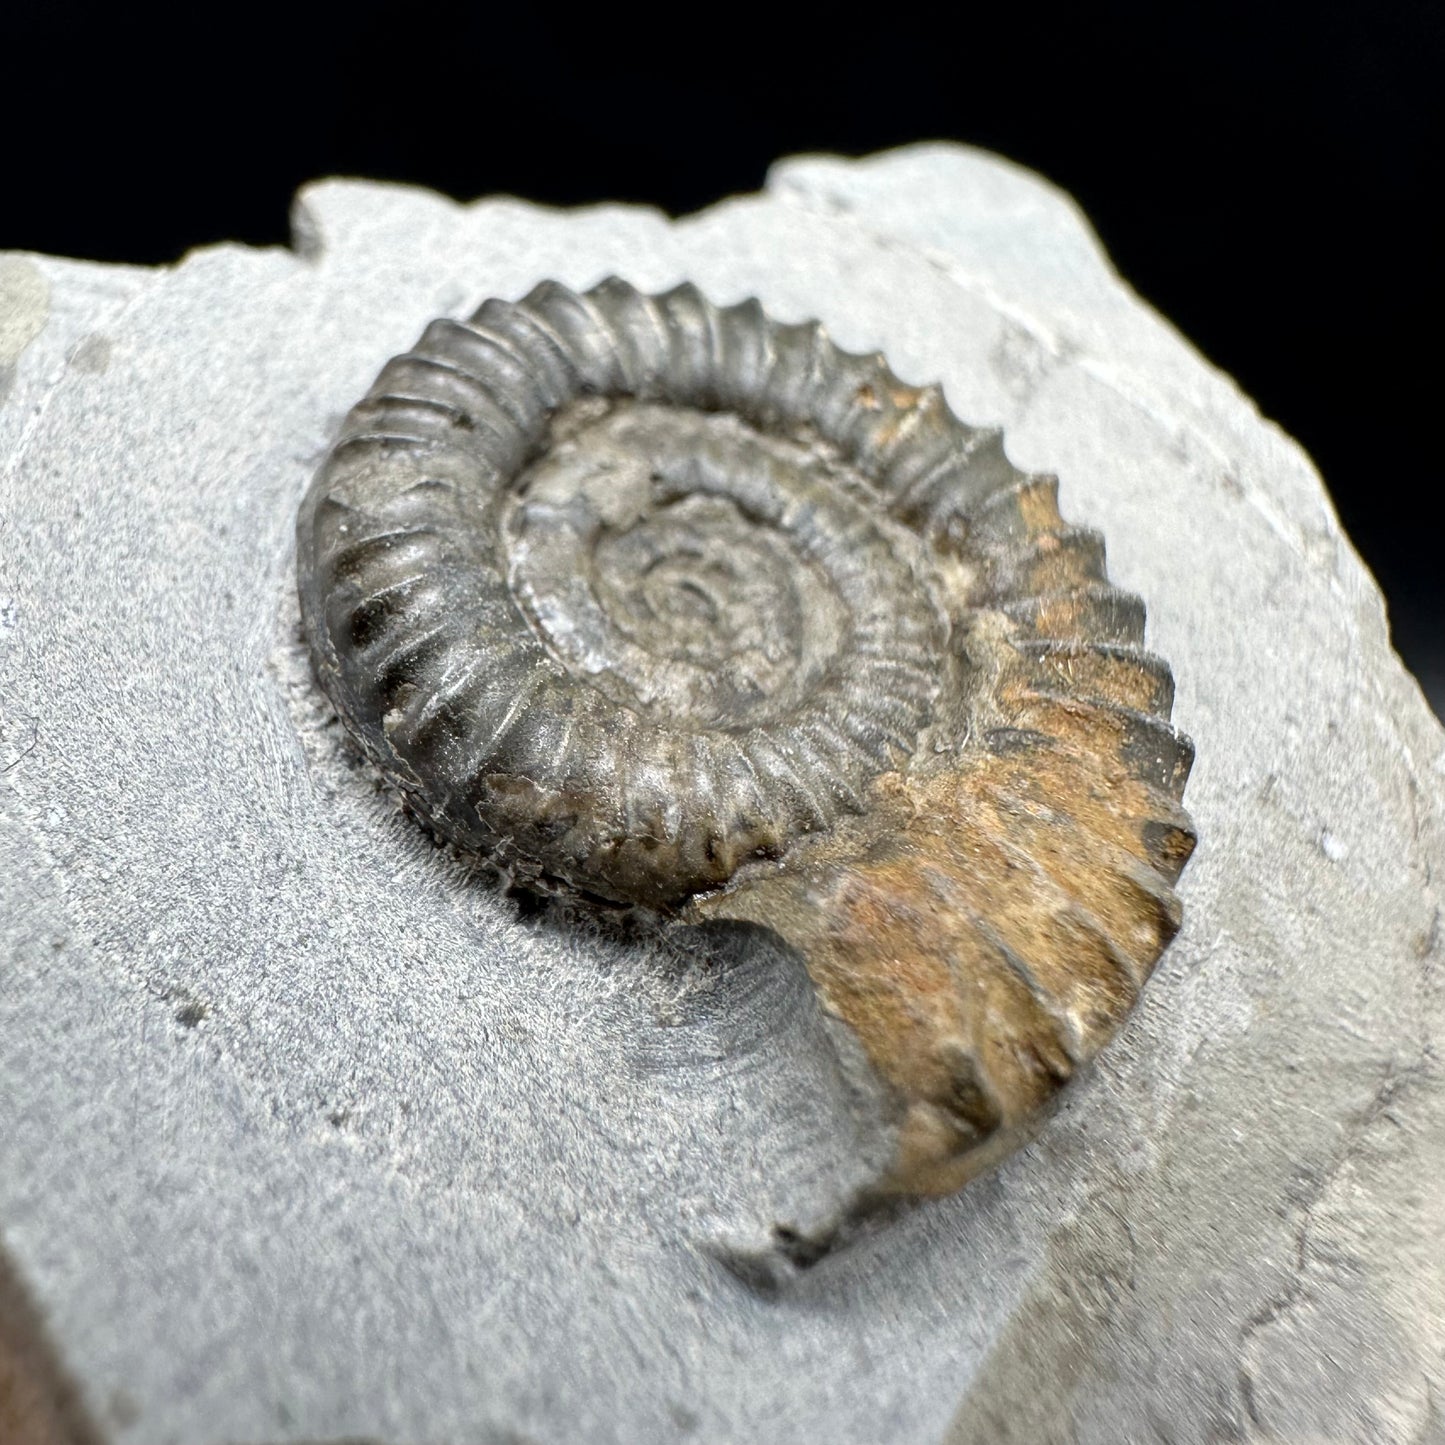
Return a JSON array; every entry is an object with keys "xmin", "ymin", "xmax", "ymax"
[{"xmin": 2, "ymin": 144, "xmax": 1442, "ymax": 1445}]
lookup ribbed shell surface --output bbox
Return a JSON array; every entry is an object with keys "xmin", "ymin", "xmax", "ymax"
[{"xmin": 296, "ymin": 277, "xmax": 1197, "ymax": 1197}]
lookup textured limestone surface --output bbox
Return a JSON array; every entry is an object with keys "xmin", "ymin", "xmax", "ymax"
[{"xmin": 2, "ymin": 145, "xmax": 1442, "ymax": 1445}]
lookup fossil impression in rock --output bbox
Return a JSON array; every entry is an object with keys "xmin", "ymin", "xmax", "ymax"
[{"xmin": 296, "ymin": 278, "xmax": 1196, "ymax": 1198}]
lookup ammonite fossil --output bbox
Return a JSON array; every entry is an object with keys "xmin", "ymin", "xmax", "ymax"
[{"xmin": 296, "ymin": 278, "xmax": 1196, "ymax": 1200}]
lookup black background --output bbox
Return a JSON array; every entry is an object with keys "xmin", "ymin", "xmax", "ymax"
[{"xmin": 7, "ymin": 0, "xmax": 1441, "ymax": 711}]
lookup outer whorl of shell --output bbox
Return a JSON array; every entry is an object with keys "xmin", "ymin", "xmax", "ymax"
[{"xmin": 296, "ymin": 277, "xmax": 1196, "ymax": 1197}]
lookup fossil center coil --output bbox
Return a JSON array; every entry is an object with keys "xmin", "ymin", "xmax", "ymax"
[{"xmin": 504, "ymin": 399, "xmax": 941, "ymax": 737}]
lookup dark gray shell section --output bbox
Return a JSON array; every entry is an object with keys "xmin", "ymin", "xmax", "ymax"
[{"xmin": 296, "ymin": 279, "xmax": 1032, "ymax": 905}]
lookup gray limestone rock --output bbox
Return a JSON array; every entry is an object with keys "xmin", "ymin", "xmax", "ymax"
[{"xmin": 2, "ymin": 144, "xmax": 1441, "ymax": 1444}]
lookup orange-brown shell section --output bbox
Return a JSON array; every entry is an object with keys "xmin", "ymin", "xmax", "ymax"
[{"xmin": 695, "ymin": 467, "xmax": 1196, "ymax": 1194}]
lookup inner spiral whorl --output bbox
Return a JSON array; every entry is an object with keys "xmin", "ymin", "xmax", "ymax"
[{"xmin": 506, "ymin": 400, "xmax": 928, "ymax": 733}]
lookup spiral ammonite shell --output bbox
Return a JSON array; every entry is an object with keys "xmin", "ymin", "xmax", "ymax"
[{"xmin": 296, "ymin": 277, "xmax": 1196, "ymax": 1198}]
